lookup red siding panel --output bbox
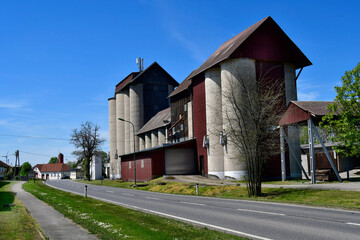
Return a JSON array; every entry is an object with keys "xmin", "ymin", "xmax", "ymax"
[
  {"xmin": 192, "ymin": 75, "xmax": 208, "ymax": 175},
  {"xmin": 279, "ymin": 103, "xmax": 310, "ymax": 126}
]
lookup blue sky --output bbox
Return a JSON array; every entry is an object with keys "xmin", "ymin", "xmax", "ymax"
[{"xmin": 0, "ymin": 0, "xmax": 359, "ymax": 167}]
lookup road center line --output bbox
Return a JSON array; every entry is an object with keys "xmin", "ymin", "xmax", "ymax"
[
  {"xmin": 106, "ymin": 191, "xmax": 115, "ymax": 193},
  {"xmin": 237, "ymin": 208, "xmax": 285, "ymax": 216},
  {"xmin": 122, "ymin": 193, "xmax": 134, "ymax": 196},
  {"xmin": 347, "ymin": 222, "xmax": 360, "ymax": 226},
  {"xmin": 145, "ymin": 197, "xmax": 161, "ymax": 200},
  {"xmin": 47, "ymin": 183, "xmax": 272, "ymax": 240},
  {"xmin": 180, "ymin": 201, "xmax": 205, "ymax": 206}
]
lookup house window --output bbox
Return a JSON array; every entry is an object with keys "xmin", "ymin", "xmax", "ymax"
[
  {"xmin": 184, "ymin": 103, "xmax": 187, "ymax": 112},
  {"xmin": 141, "ymin": 160, "xmax": 144, "ymax": 168},
  {"xmin": 180, "ymin": 124, "xmax": 184, "ymax": 131}
]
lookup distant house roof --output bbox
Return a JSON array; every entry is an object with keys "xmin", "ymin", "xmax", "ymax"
[
  {"xmin": 279, "ymin": 101, "xmax": 334, "ymax": 126},
  {"xmin": 114, "ymin": 62, "xmax": 178, "ymax": 95},
  {"xmin": 169, "ymin": 16, "xmax": 312, "ymax": 98},
  {"xmin": 137, "ymin": 107, "xmax": 171, "ymax": 134},
  {"xmin": 0, "ymin": 160, "xmax": 10, "ymax": 168},
  {"xmin": 34, "ymin": 163, "xmax": 72, "ymax": 173}
]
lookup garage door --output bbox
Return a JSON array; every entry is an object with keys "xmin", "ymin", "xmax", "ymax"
[{"xmin": 165, "ymin": 148, "xmax": 196, "ymax": 175}]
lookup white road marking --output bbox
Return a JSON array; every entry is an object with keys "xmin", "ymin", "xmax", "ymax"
[
  {"xmin": 180, "ymin": 202, "xmax": 205, "ymax": 206},
  {"xmin": 237, "ymin": 208, "xmax": 285, "ymax": 216},
  {"xmin": 47, "ymin": 183, "xmax": 273, "ymax": 240},
  {"xmin": 122, "ymin": 193, "xmax": 134, "ymax": 196},
  {"xmin": 145, "ymin": 197, "xmax": 161, "ymax": 200},
  {"xmin": 106, "ymin": 191, "xmax": 115, "ymax": 193},
  {"xmin": 347, "ymin": 222, "xmax": 360, "ymax": 226}
]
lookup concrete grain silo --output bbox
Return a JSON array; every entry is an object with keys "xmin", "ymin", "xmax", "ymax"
[
  {"xmin": 168, "ymin": 16, "xmax": 312, "ymax": 180},
  {"xmin": 108, "ymin": 62, "xmax": 178, "ymax": 180},
  {"xmin": 204, "ymin": 68, "xmax": 224, "ymax": 179},
  {"xmin": 108, "ymin": 98, "xmax": 118, "ymax": 179}
]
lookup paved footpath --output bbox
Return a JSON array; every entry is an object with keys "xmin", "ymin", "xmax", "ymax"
[{"xmin": 12, "ymin": 181, "xmax": 98, "ymax": 240}]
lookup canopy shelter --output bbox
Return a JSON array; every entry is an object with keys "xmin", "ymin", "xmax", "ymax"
[{"xmin": 278, "ymin": 101, "xmax": 342, "ymax": 183}]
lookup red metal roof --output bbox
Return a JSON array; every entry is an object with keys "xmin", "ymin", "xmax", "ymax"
[
  {"xmin": 0, "ymin": 160, "xmax": 10, "ymax": 168},
  {"xmin": 169, "ymin": 16, "xmax": 312, "ymax": 98},
  {"xmin": 279, "ymin": 101, "xmax": 334, "ymax": 126},
  {"xmin": 34, "ymin": 163, "xmax": 72, "ymax": 173}
]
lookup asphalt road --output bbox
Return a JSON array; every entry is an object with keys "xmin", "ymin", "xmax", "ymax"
[{"xmin": 46, "ymin": 180, "xmax": 360, "ymax": 240}]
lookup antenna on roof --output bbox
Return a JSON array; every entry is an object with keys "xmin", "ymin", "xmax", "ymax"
[{"xmin": 136, "ymin": 57, "xmax": 144, "ymax": 72}]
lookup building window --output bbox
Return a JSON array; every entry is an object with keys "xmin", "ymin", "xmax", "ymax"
[
  {"xmin": 141, "ymin": 160, "xmax": 144, "ymax": 168},
  {"xmin": 184, "ymin": 103, "xmax": 187, "ymax": 112},
  {"xmin": 180, "ymin": 124, "xmax": 184, "ymax": 131},
  {"xmin": 129, "ymin": 161, "xmax": 131, "ymax": 169}
]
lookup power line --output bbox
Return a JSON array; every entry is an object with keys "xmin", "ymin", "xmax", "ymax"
[
  {"xmin": 19, "ymin": 150, "xmax": 53, "ymax": 157},
  {"xmin": 0, "ymin": 133, "xmax": 69, "ymax": 141}
]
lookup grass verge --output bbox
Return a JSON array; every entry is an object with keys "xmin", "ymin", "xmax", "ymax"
[
  {"xmin": 78, "ymin": 178, "xmax": 360, "ymax": 211},
  {"xmin": 0, "ymin": 181, "xmax": 44, "ymax": 240},
  {"xmin": 23, "ymin": 181, "xmax": 247, "ymax": 240}
]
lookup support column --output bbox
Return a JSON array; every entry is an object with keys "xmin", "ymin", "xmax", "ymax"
[
  {"xmin": 205, "ymin": 68, "xmax": 224, "ymax": 179},
  {"xmin": 308, "ymin": 118, "xmax": 316, "ymax": 184},
  {"xmin": 280, "ymin": 126, "xmax": 286, "ymax": 181},
  {"xmin": 285, "ymin": 63, "xmax": 302, "ymax": 178}
]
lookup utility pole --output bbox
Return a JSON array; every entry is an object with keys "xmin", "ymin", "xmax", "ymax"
[{"xmin": 14, "ymin": 150, "xmax": 20, "ymax": 178}]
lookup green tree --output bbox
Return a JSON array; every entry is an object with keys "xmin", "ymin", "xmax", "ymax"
[
  {"xmin": 20, "ymin": 162, "xmax": 32, "ymax": 176},
  {"xmin": 70, "ymin": 121, "xmax": 105, "ymax": 181},
  {"xmin": 48, "ymin": 157, "xmax": 58, "ymax": 164},
  {"xmin": 321, "ymin": 62, "xmax": 360, "ymax": 157}
]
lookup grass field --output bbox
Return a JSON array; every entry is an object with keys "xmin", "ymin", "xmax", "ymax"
[
  {"xmin": 78, "ymin": 178, "xmax": 360, "ymax": 211},
  {"xmin": 0, "ymin": 181, "xmax": 44, "ymax": 240},
  {"xmin": 23, "ymin": 181, "xmax": 247, "ymax": 240}
]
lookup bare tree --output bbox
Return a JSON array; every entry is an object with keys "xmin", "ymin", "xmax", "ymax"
[
  {"xmin": 70, "ymin": 121, "xmax": 105, "ymax": 181},
  {"xmin": 222, "ymin": 67, "xmax": 285, "ymax": 196}
]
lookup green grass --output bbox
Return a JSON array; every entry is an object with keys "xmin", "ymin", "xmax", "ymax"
[
  {"xmin": 23, "ymin": 181, "xmax": 247, "ymax": 240},
  {"xmin": 79, "ymin": 178, "xmax": 360, "ymax": 211},
  {"xmin": 0, "ymin": 181, "xmax": 44, "ymax": 240}
]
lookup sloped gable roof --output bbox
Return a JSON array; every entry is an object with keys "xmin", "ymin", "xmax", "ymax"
[
  {"xmin": 169, "ymin": 16, "xmax": 311, "ymax": 98},
  {"xmin": 0, "ymin": 160, "xmax": 10, "ymax": 168},
  {"xmin": 34, "ymin": 163, "xmax": 71, "ymax": 173},
  {"xmin": 115, "ymin": 62, "xmax": 178, "ymax": 94},
  {"xmin": 137, "ymin": 107, "xmax": 171, "ymax": 134}
]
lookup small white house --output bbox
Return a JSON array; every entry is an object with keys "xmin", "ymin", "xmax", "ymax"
[{"xmin": 33, "ymin": 163, "xmax": 71, "ymax": 180}]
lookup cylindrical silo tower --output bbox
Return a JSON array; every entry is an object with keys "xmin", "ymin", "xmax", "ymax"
[
  {"xmin": 284, "ymin": 63, "xmax": 301, "ymax": 178},
  {"xmin": 221, "ymin": 58, "xmax": 256, "ymax": 180},
  {"xmin": 145, "ymin": 132, "xmax": 151, "ymax": 149},
  {"xmin": 151, "ymin": 130, "xmax": 158, "ymax": 148},
  {"xmin": 108, "ymin": 98, "xmax": 117, "ymax": 179},
  {"xmin": 139, "ymin": 135, "xmax": 145, "ymax": 151},
  {"xmin": 158, "ymin": 128, "xmax": 165, "ymax": 146},
  {"xmin": 130, "ymin": 83, "xmax": 144, "ymax": 152},
  {"xmin": 205, "ymin": 68, "xmax": 224, "ymax": 179},
  {"xmin": 124, "ymin": 89, "xmax": 130, "ymax": 154},
  {"xmin": 116, "ymin": 92, "xmax": 124, "ymax": 157}
]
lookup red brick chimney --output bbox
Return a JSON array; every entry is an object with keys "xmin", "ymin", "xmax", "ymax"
[{"xmin": 58, "ymin": 153, "xmax": 64, "ymax": 164}]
